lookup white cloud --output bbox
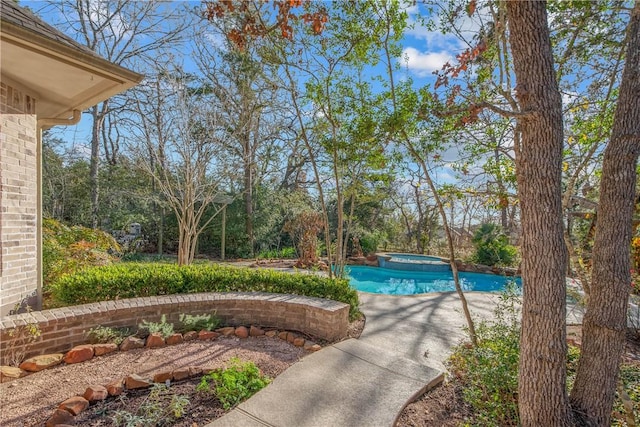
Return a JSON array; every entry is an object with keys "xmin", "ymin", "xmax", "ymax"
[
  {"xmin": 204, "ymin": 31, "xmax": 225, "ymax": 49},
  {"xmin": 401, "ymin": 47, "xmax": 452, "ymax": 77}
]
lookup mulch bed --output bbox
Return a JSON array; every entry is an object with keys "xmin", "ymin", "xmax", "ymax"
[{"xmin": 74, "ymin": 377, "xmax": 223, "ymax": 426}]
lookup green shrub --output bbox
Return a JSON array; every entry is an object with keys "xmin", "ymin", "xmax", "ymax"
[
  {"xmin": 257, "ymin": 247, "xmax": 297, "ymax": 259},
  {"xmin": 51, "ymin": 263, "xmax": 360, "ymax": 319},
  {"xmin": 471, "ymin": 223, "xmax": 517, "ymax": 267},
  {"xmin": 86, "ymin": 325, "xmax": 132, "ymax": 346},
  {"xmin": 179, "ymin": 313, "xmax": 220, "ymax": 332},
  {"xmin": 51, "ymin": 263, "xmax": 186, "ymax": 304},
  {"xmin": 196, "ymin": 358, "xmax": 270, "ymax": 409},
  {"xmin": 447, "ymin": 285, "xmax": 521, "ymax": 426},
  {"xmin": 138, "ymin": 315, "xmax": 174, "ymax": 339},
  {"xmin": 43, "ymin": 218, "xmax": 120, "ymax": 289},
  {"xmin": 359, "ymin": 231, "xmax": 383, "ymax": 256}
]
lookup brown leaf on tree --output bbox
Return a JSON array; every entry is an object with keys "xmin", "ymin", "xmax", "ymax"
[
  {"xmin": 466, "ymin": 0, "xmax": 477, "ymax": 17},
  {"xmin": 204, "ymin": 0, "xmax": 327, "ymax": 49}
]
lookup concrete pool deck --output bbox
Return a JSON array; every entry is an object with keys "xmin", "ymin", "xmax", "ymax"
[{"xmin": 209, "ymin": 291, "xmax": 584, "ymax": 427}]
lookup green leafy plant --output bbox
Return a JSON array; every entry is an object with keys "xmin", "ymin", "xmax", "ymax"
[
  {"xmin": 138, "ymin": 315, "xmax": 174, "ymax": 339},
  {"xmin": 447, "ymin": 284, "xmax": 521, "ymax": 426},
  {"xmin": 196, "ymin": 358, "xmax": 270, "ymax": 409},
  {"xmin": 111, "ymin": 383, "xmax": 189, "ymax": 426},
  {"xmin": 470, "ymin": 223, "xmax": 518, "ymax": 267},
  {"xmin": 43, "ymin": 218, "xmax": 121, "ymax": 288},
  {"xmin": 178, "ymin": 312, "xmax": 221, "ymax": 332},
  {"xmin": 257, "ymin": 247, "xmax": 297, "ymax": 259},
  {"xmin": 51, "ymin": 263, "xmax": 360, "ymax": 319},
  {"xmin": 2, "ymin": 304, "xmax": 41, "ymax": 366},
  {"xmin": 86, "ymin": 325, "xmax": 132, "ymax": 346}
]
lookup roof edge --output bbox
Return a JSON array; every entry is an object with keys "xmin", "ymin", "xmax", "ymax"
[{"xmin": 1, "ymin": 19, "xmax": 144, "ymax": 85}]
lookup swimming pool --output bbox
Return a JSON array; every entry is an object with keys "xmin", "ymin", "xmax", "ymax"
[
  {"xmin": 377, "ymin": 252, "xmax": 451, "ymax": 272},
  {"xmin": 386, "ymin": 253, "xmax": 443, "ymax": 262},
  {"xmin": 347, "ymin": 265, "xmax": 520, "ymax": 295}
]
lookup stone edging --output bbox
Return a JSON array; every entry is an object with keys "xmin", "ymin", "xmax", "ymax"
[
  {"xmin": 0, "ymin": 292, "xmax": 349, "ymax": 362},
  {"xmin": 31, "ymin": 326, "xmax": 318, "ymax": 426}
]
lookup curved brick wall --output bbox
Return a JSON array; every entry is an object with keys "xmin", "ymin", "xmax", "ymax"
[{"xmin": 0, "ymin": 292, "xmax": 350, "ymax": 360}]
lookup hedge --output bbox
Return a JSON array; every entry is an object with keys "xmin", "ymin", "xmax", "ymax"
[{"xmin": 50, "ymin": 263, "xmax": 359, "ymax": 319}]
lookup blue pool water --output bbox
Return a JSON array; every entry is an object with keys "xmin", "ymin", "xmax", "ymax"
[{"xmin": 347, "ymin": 265, "xmax": 521, "ymax": 295}]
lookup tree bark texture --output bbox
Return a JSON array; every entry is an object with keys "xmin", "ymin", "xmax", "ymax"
[
  {"xmin": 90, "ymin": 105, "xmax": 102, "ymax": 229},
  {"xmin": 570, "ymin": 3, "xmax": 640, "ymax": 425},
  {"xmin": 506, "ymin": 1, "xmax": 571, "ymax": 425}
]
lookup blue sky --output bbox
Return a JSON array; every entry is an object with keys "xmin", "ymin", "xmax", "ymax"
[{"xmin": 24, "ymin": 0, "xmax": 474, "ymax": 179}]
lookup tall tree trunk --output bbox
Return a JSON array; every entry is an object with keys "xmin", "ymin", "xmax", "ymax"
[
  {"xmin": 570, "ymin": 3, "xmax": 640, "ymax": 425},
  {"xmin": 90, "ymin": 105, "xmax": 101, "ymax": 229},
  {"xmin": 506, "ymin": 1, "xmax": 571, "ymax": 425},
  {"xmin": 243, "ymin": 134, "xmax": 254, "ymax": 256}
]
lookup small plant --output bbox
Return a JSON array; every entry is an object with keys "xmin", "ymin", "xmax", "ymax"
[
  {"xmin": 86, "ymin": 325, "xmax": 132, "ymax": 346},
  {"xmin": 2, "ymin": 303, "xmax": 42, "ymax": 366},
  {"xmin": 111, "ymin": 383, "xmax": 189, "ymax": 426},
  {"xmin": 196, "ymin": 358, "xmax": 271, "ymax": 409},
  {"xmin": 447, "ymin": 284, "xmax": 521, "ymax": 426},
  {"xmin": 178, "ymin": 312, "xmax": 220, "ymax": 332},
  {"xmin": 138, "ymin": 315, "xmax": 174, "ymax": 339}
]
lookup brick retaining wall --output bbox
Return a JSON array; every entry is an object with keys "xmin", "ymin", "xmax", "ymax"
[{"xmin": 0, "ymin": 292, "xmax": 350, "ymax": 360}]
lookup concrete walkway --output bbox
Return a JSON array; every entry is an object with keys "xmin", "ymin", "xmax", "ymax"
[
  {"xmin": 208, "ymin": 292, "xmax": 505, "ymax": 427},
  {"xmin": 209, "ymin": 291, "xmax": 584, "ymax": 427}
]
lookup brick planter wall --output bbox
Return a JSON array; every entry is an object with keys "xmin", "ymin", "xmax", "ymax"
[{"xmin": 0, "ymin": 292, "xmax": 350, "ymax": 360}]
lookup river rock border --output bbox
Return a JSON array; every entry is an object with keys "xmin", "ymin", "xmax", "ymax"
[
  {"xmin": 8, "ymin": 326, "xmax": 320, "ymax": 427},
  {"xmin": 0, "ymin": 292, "xmax": 349, "ymax": 365}
]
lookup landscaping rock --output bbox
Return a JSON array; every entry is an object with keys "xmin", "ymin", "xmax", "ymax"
[
  {"xmin": 217, "ymin": 326, "xmax": 235, "ymax": 336},
  {"xmin": 0, "ymin": 365, "xmax": 26, "ymax": 383},
  {"xmin": 166, "ymin": 333, "xmax": 183, "ymax": 345},
  {"xmin": 278, "ymin": 331, "xmax": 288, "ymax": 340},
  {"xmin": 64, "ymin": 345, "xmax": 94, "ymax": 364},
  {"xmin": 19, "ymin": 354, "xmax": 63, "ymax": 372},
  {"xmin": 265, "ymin": 330, "xmax": 278, "ymax": 338},
  {"xmin": 106, "ymin": 379, "xmax": 124, "ymax": 396},
  {"xmin": 172, "ymin": 367, "xmax": 191, "ymax": 381},
  {"xmin": 235, "ymin": 326, "xmax": 249, "ymax": 338},
  {"xmin": 58, "ymin": 396, "xmax": 89, "ymax": 416},
  {"xmin": 153, "ymin": 371, "xmax": 173, "ymax": 383},
  {"xmin": 93, "ymin": 343, "xmax": 118, "ymax": 356},
  {"xmin": 293, "ymin": 337, "xmax": 306, "ymax": 347},
  {"xmin": 183, "ymin": 331, "xmax": 198, "ymax": 341},
  {"xmin": 286, "ymin": 332, "xmax": 297, "ymax": 344},
  {"xmin": 250, "ymin": 325, "xmax": 265, "ymax": 336},
  {"xmin": 304, "ymin": 341, "xmax": 322, "ymax": 351},
  {"xmin": 365, "ymin": 259, "xmax": 379, "ymax": 267},
  {"xmin": 83, "ymin": 385, "xmax": 108, "ymax": 402},
  {"xmin": 45, "ymin": 409, "xmax": 75, "ymax": 427},
  {"xmin": 198, "ymin": 330, "xmax": 220, "ymax": 340},
  {"xmin": 189, "ymin": 366, "xmax": 204, "ymax": 377},
  {"xmin": 125, "ymin": 374, "xmax": 152, "ymax": 390},
  {"xmin": 120, "ymin": 336, "xmax": 145, "ymax": 351},
  {"xmin": 145, "ymin": 333, "xmax": 165, "ymax": 348}
]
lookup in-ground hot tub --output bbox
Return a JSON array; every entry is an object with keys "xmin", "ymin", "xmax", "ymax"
[{"xmin": 376, "ymin": 252, "xmax": 451, "ymax": 272}]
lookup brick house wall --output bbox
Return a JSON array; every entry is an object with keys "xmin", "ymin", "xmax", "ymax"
[{"xmin": 0, "ymin": 82, "xmax": 39, "ymax": 316}]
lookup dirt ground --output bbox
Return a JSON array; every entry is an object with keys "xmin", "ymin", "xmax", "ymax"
[
  {"xmin": 0, "ymin": 336, "xmax": 305, "ymax": 427},
  {"xmin": 397, "ymin": 325, "xmax": 640, "ymax": 427},
  {"xmin": 0, "ymin": 318, "xmax": 365, "ymax": 427}
]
